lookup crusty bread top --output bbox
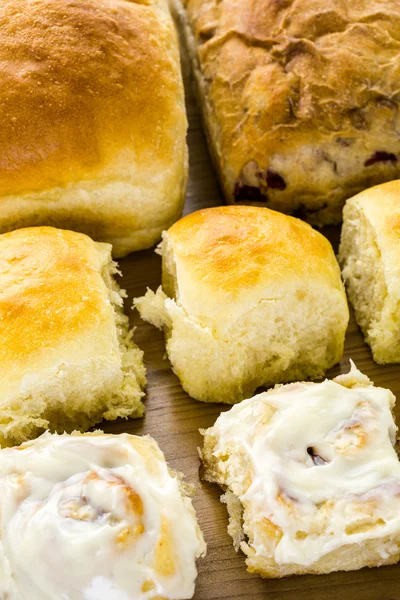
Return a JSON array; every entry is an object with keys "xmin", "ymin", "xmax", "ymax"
[
  {"xmin": 342, "ymin": 179, "xmax": 400, "ymax": 300},
  {"xmin": 182, "ymin": 0, "xmax": 400, "ymax": 215},
  {"xmin": 0, "ymin": 0, "xmax": 186, "ymax": 197},
  {"xmin": 0, "ymin": 227, "xmax": 119, "ymax": 401},
  {"xmin": 163, "ymin": 206, "xmax": 346, "ymax": 331}
]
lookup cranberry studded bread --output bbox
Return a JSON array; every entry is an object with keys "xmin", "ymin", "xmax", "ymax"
[
  {"xmin": 134, "ymin": 206, "xmax": 348, "ymax": 404},
  {"xmin": 0, "ymin": 0, "xmax": 187, "ymax": 257},
  {"xmin": 0, "ymin": 432, "xmax": 206, "ymax": 599},
  {"xmin": 201, "ymin": 364, "xmax": 400, "ymax": 578},
  {"xmin": 174, "ymin": 0, "xmax": 400, "ymax": 224},
  {"xmin": 0, "ymin": 227, "xmax": 146, "ymax": 447},
  {"xmin": 339, "ymin": 180, "xmax": 400, "ymax": 364}
]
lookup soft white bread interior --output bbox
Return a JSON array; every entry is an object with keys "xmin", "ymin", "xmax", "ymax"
[
  {"xmin": 200, "ymin": 363, "xmax": 400, "ymax": 578},
  {"xmin": 339, "ymin": 180, "xmax": 400, "ymax": 364},
  {"xmin": 0, "ymin": 431, "xmax": 206, "ymax": 599},
  {"xmin": 0, "ymin": 0, "xmax": 187, "ymax": 257},
  {"xmin": 0, "ymin": 227, "xmax": 146, "ymax": 447},
  {"xmin": 135, "ymin": 206, "xmax": 349, "ymax": 404}
]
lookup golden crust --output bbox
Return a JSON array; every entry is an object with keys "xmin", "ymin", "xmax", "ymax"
[
  {"xmin": 0, "ymin": 227, "xmax": 118, "ymax": 400},
  {"xmin": 0, "ymin": 0, "xmax": 181, "ymax": 193},
  {"xmin": 165, "ymin": 205, "xmax": 344, "ymax": 328},
  {"xmin": 0, "ymin": 0, "xmax": 187, "ymax": 255},
  {"xmin": 135, "ymin": 205, "xmax": 347, "ymax": 403},
  {"xmin": 176, "ymin": 0, "xmax": 400, "ymax": 224},
  {"xmin": 0, "ymin": 225, "xmax": 146, "ymax": 447}
]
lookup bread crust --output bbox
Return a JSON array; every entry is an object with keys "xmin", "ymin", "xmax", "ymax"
[
  {"xmin": 135, "ymin": 206, "xmax": 349, "ymax": 403},
  {"xmin": 339, "ymin": 180, "xmax": 400, "ymax": 363},
  {"xmin": 175, "ymin": 0, "xmax": 400, "ymax": 225},
  {"xmin": 0, "ymin": 0, "xmax": 187, "ymax": 256},
  {"xmin": 164, "ymin": 205, "xmax": 346, "ymax": 331},
  {"xmin": 0, "ymin": 226, "xmax": 146, "ymax": 445},
  {"xmin": 342, "ymin": 180, "xmax": 400, "ymax": 300}
]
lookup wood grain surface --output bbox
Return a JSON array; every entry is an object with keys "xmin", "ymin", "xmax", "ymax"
[{"xmin": 103, "ymin": 49, "xmax": 400, "ymax": 600}]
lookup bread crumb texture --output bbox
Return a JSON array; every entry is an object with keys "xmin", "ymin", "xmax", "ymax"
[
  {"xmin": 135, "ymin": 206, "xmax": 348, "ymax": 403},
  {"xmin": 0, "ymin": 227, "xmax": 146, "ymax": 447},
  {"xmin": 339, "ymin": 180, "xmax": 400, "ymax": 363}
]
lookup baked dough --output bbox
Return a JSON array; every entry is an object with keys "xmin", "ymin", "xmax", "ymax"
[
  {"xmin": 0, "ymin": 0, "xmax": 187, "ymax": 257},
  {"xmin": 0, "ymin": 226, "xmax": 146, "ymax": 446},
  {"xmin": 174, "ymin": 0, "xmax": 400, "ymax": 225},
  {"xmin": 201, "ymin": 363, "xmax": 400, "ymax": 577},
  {"xmin": 134, "ymin": 206, "xmax": 348, "ymax": 404},
  {"xmin": 339, "ymin": 180, "xmax": 400, "ymax": 364},
  {"xmin": 0, "ymin": 431, "xmax": 206, "ymax": 599}
]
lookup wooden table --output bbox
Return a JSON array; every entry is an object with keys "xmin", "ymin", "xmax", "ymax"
[{"xmin": 105, "ymin": 51, "xmax": 400, "ymax": 600}]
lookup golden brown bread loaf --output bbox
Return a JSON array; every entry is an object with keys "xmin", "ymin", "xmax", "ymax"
[
  {"xmin": 174, "ymin": 0, "xmax": 400, "ymax": 225},
  {"xmin": 0, "ymin": 0, "xmax": 187, "ymax": 257},
  {"xmin": 0, "ymin": 227, "xmax": 146, "ymax": 446},
  {"xmin": 339, "ymin": 180, "xmax": 400, "ymax": 364},
  {"xmin": 135, "ymin": 206, "xmax": 349, "ymax": 404}
]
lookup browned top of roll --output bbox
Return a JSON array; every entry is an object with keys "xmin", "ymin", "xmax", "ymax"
[{"xmin": 0, "ymin": 0, "xmax": 185, "ymax": 196}]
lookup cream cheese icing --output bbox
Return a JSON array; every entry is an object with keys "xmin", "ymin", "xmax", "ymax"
[
  {"xmin": 204, "ymin": 364, "xmax": 400, "ymax": 566},
  {"xmin": 0, "ymin": 432, "xmax": 206, "ymax": 600}
]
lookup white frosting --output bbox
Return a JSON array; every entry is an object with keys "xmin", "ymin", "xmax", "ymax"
[
  {"xmin": 207, "ymin": 367, "xmax": 400, "ymax": 566},
  {"xmin": 0, "ymin": 432, "xmax": 206, "ymax": 600}
]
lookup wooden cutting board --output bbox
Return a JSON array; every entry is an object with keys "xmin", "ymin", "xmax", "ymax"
[{"xmin": 102, "ymin": 51, "xmax": 400, "ymax": 600}]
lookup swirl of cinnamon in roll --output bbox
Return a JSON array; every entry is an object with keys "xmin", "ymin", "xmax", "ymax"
[
  {"xmin": 0, "ymin": 432, "xmax": 206, "ymax": 599},
  {"xmin": 201, "ymin": 362, "xmax": 400, "ymax": 578}
]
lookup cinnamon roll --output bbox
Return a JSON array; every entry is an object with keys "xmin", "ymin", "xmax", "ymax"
[
  {"xmin": 0, "ymin": 432, "xmax": 206, "ymax": 599},
  {"xmin": 201, "ymin": 362, "xmax": 400, "ymax": 577}
]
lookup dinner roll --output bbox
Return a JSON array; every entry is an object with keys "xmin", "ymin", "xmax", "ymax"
[
  {"xmin": 0, "ymin": 431, "xmax": 206, "ymax": 599},
  {"xmin": 0, "ymin": 0, "xmax": 187, "ymax": 257},
  {"xmin": 134, "ymin": 206, "xmax": 348, "ymax": 404},
  {"xmin": 339, "ymin": 180, "xmax": 400, "ymax": 363},
  {"xmin": 201, "ymin": 363, "xmax": 400, "ymax": 578},
  {"xmin": 0, "ymin": 227, "xmax": 146, "ymax": 447}
]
